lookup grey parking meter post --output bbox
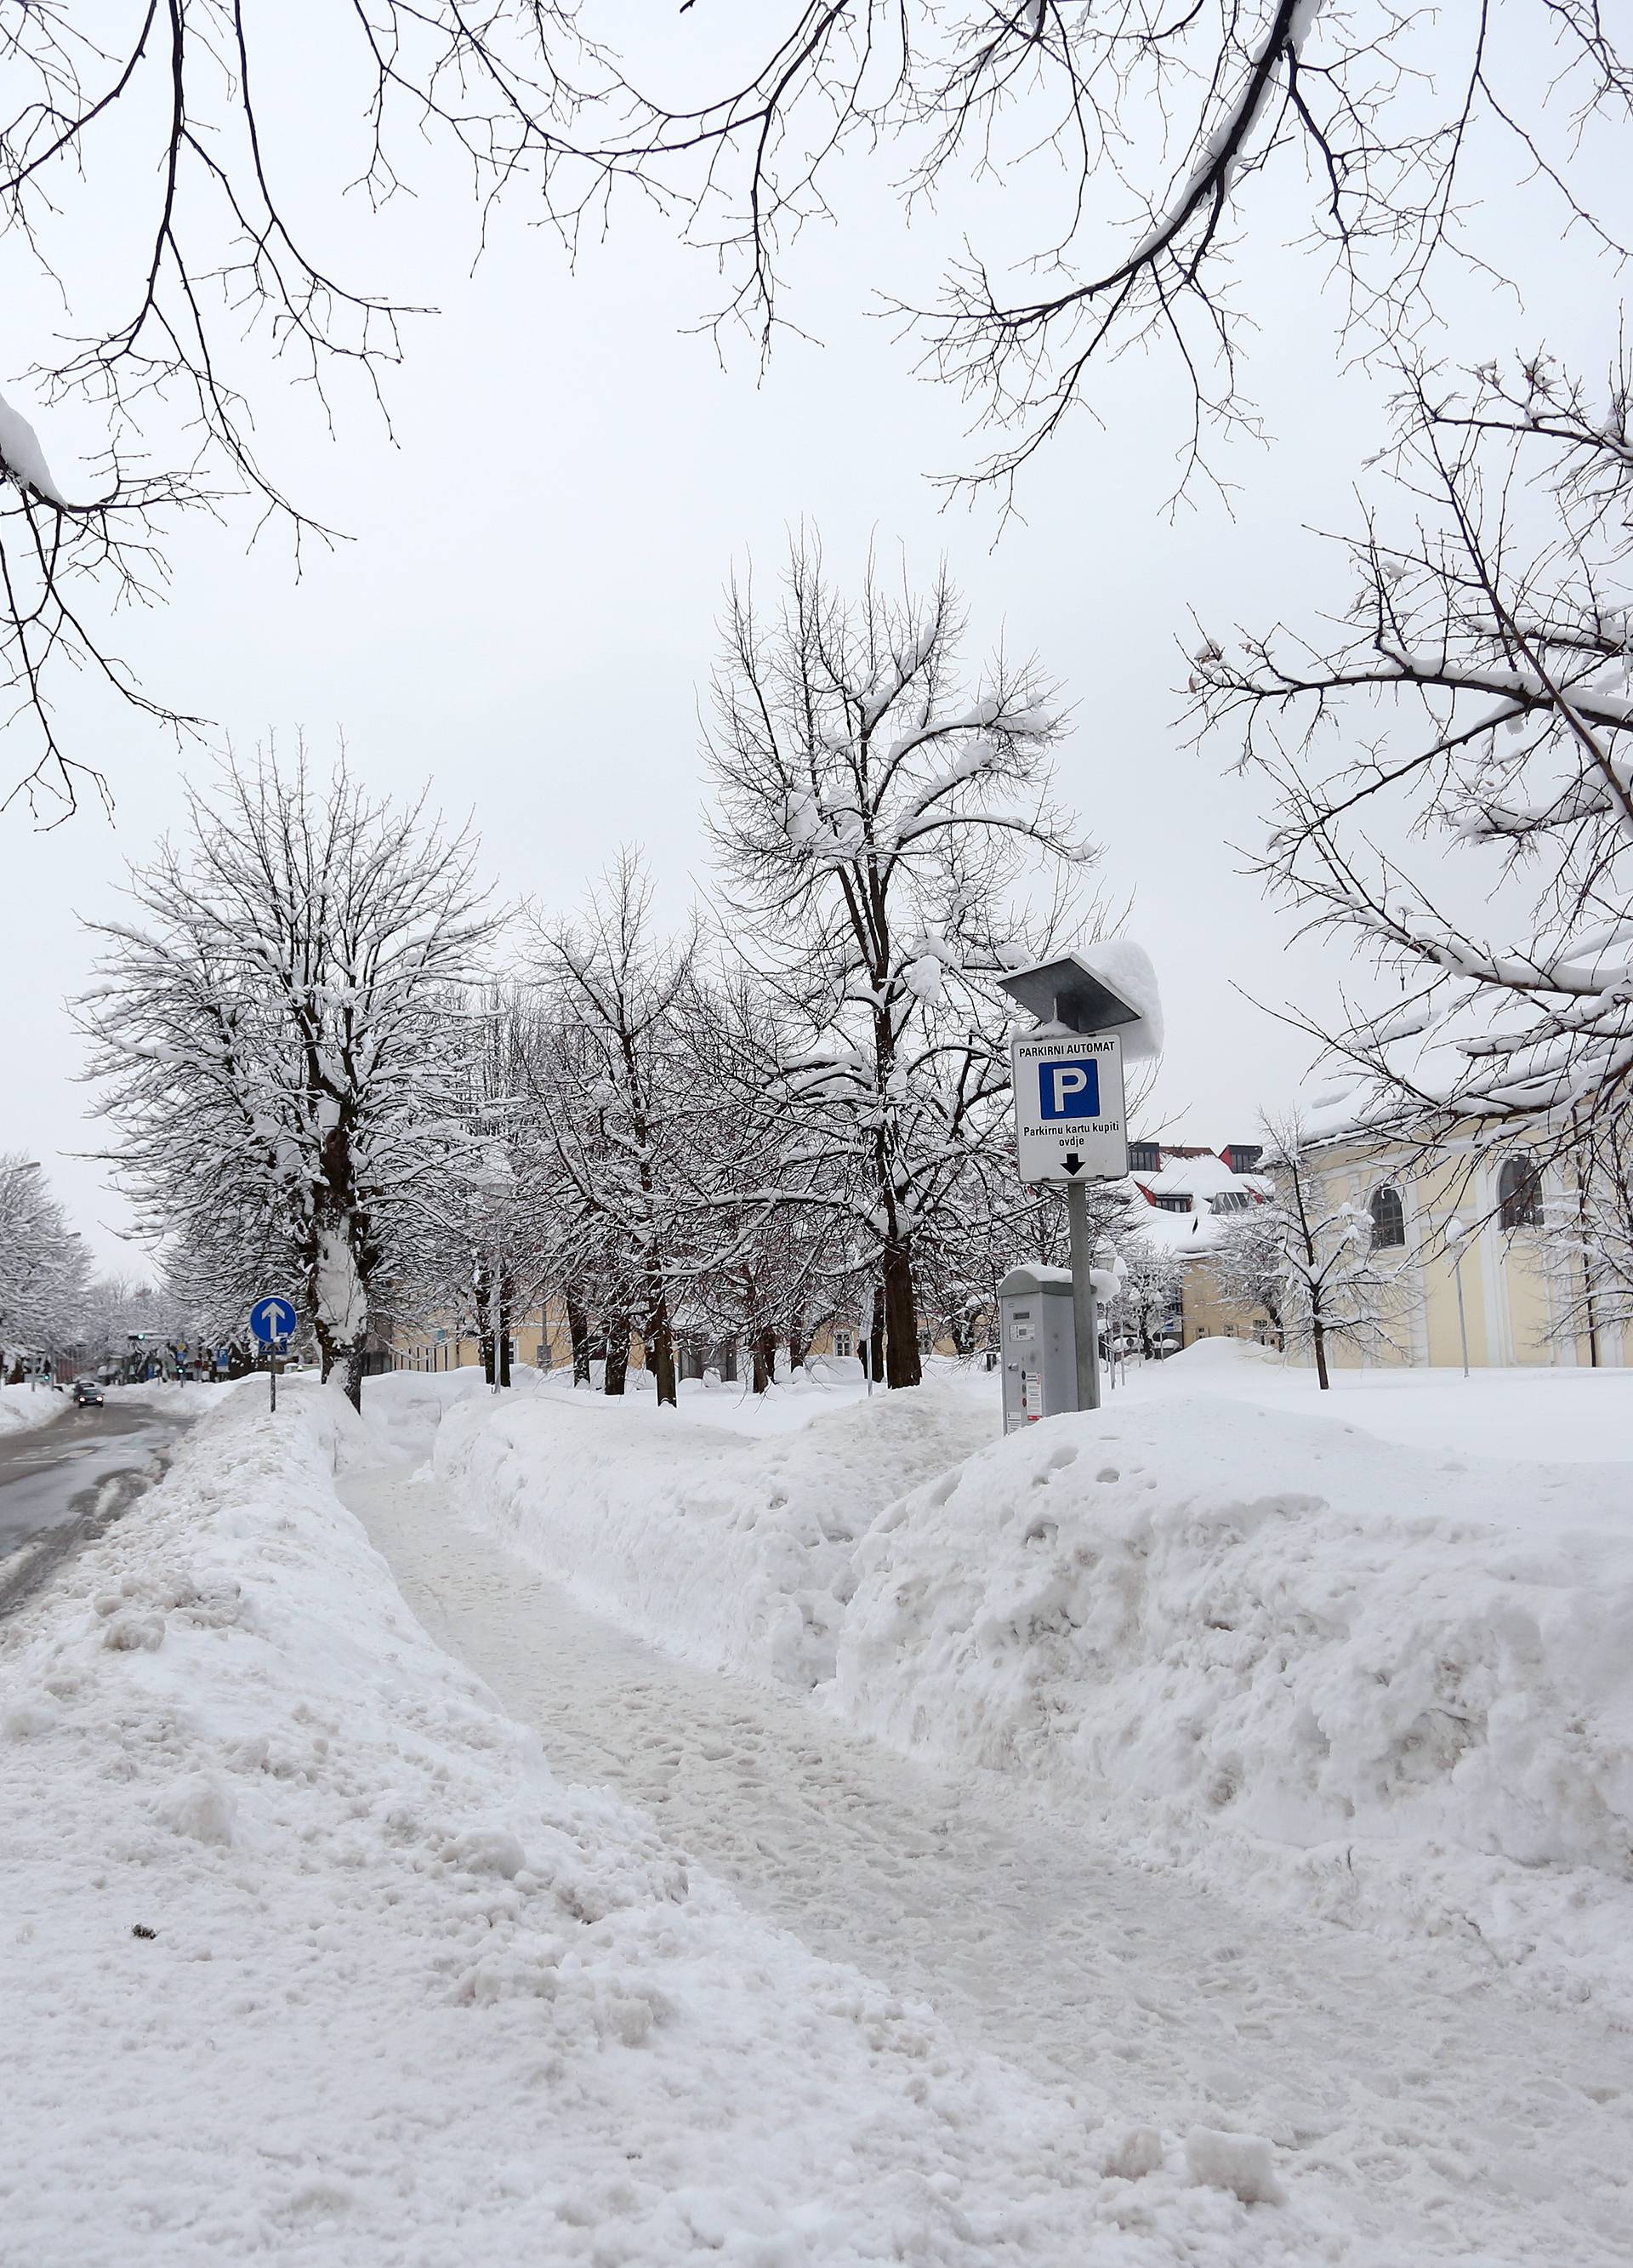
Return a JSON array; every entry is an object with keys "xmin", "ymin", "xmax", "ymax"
[
  {"xmin": 997, "ymin": 951, "xmax": 1151, "ymax": 1430},
  {"xmin": 1065, "ymin": 1182, "xmax": 1100, "ymax": 1412},
  {"xmin": 998, "ymin": 1266, "xmax": 1078, "ymax": 1434}
]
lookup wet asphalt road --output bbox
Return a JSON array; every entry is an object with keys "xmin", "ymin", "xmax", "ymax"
[{"xmin": 0, "ymin": 1396, "xmax": 192, "ymax": 1616}]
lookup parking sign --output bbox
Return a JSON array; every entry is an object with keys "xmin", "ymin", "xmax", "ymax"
[
  {"xmin": 1010, "ymin": 1031, "xmax": 1128, "ymax": 1182},
  {"xmin": 1038, "ymin": 1058, "xmax": 1101, "ymax": 1120}
]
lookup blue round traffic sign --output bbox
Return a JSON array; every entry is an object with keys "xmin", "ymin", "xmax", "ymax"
[{"xmin": 248, "ymin": 1296, "xmax": 298, "ymax": 1344}]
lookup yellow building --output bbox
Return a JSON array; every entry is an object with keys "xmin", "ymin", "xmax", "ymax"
[
  {"xmin": 1260, "ymin": 1131, "xmax": 1615, "ymax": 1370},
  {"xmin": 1124, "ymin": 1131, "xmax": 1619, "ymax": 1369}
]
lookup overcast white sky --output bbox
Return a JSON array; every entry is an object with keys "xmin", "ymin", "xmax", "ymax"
[{"xmin": 1, "ymin": 5, "xmax": 1622, "ymax": 1275}]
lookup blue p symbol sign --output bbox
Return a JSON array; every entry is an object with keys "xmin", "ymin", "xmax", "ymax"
[{"xmin": 1041, "ymin": 1060, "xmax": 1100, "ymax": 1120}]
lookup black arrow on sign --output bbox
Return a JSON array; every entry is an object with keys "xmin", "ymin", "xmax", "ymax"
[{"xmin": 1062, "ymin": 1151, "xmax": 1084, "ymax": 1176}]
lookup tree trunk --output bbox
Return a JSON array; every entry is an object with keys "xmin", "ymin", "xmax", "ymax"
[
  {"xmin": 498, "ymin": 1270, "xmax": 513, "ymax": 1388},
  {"xmin": 787, "ymin": 1313, "xmax": 807, "ymax": 1374},
  {"xmin": 882, "ymin": 1243, "xmax": 922, "ymax": 1388},
  {"xmin": 475, "ymin": 1252, "xmax": 495, "ymax": 1386},
  {"xmin": 648, "ymin": 1293, "xmax": 678, "ymax": 1408},
  {"xmin": 752, "ymin": 1324, "xmax": 777, "ymax": 1395},
  {"xmin": 566, "ymin": 1290, "xmax": 591, "ymax": 1386},
  {"xmin": 1312, "ymin": 1316, "xmax": 1330, "ymax": 1391},
  {"xmin": 868, "ymin": 1283, "xmax": 885, "ymax": 1383},
  {"xmin": 604, "ymin": 1316, "xmax": 630, "ymax": 1396},
  {"xmin": 343, "ymin": 1341, "xmax": 365, "ymax": 1412}
]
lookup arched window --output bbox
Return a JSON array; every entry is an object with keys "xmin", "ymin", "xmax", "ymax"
[
  {"xmin": 1368, "ymin": 1185, "xmax": 1406, "ymax": 1251},
  {"xmin": 1498, "ymin": 1152, "xmax": 1542, "ymax": 1229}
]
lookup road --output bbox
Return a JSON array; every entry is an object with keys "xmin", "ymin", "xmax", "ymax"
[
  {"xmin": 344, "ymin": 1458, "xmax": 1633, "ymax": 2268},
  {"xmin": 0, "ymin": 1396, "xmax": 192, "ymax": 1616}
]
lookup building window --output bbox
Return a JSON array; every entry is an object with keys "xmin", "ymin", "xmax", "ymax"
[
  {"xmin": 833, "ymin": 1329, "xmax": 854, "ymax": 1359},
  {"xmin": 1368, "ymin": 1185, "xmax": 1406, "ymax": 1251},
  {"xmin": 1498, "ymin": 1152, "xmax": 1542, "ymax": 1230},
  {"xmin": 1129, "ymin": 1141, "xmax": 1162, "ymax": 1172},
  {"xmin": 1209, "ymin": 1190, "xmax": 1251, "ymax": 1215},
  {"xmin": 1152, "ymin": 1194, "xmax": 1191, "ymax": 1213}
]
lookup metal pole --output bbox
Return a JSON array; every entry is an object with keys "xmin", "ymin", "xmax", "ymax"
[
  {"xmin": 1066, "ymin": 1180, "xmax": 1101, "ymax": 1412},
  {"xmin": 1454, "ymin": 1254, "xmax": 1470, "ymax": 1378}
]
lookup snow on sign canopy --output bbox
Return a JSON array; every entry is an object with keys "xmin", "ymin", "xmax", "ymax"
[
  {"xmin": 999, "ymin": 942, "xmax": 1157, "ymax": 1182},
  {"xmin": 996, "ymin": 942, "xmax": 1164, "ymax": 1060}
]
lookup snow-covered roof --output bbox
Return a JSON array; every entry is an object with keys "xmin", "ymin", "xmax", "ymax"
[
  {"xmin": 1138, "ymin": 1153, "xmax": 1252, "ymax": 1202},
  {"xmin": 1124, "ymin": 1201, "xmax": 1222, "ymax": 1254}
]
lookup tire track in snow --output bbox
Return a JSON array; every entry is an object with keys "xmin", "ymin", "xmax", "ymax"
[{"xmin": 344, "ymin": 1462, "xmax": 1632, "ymax": 2268}]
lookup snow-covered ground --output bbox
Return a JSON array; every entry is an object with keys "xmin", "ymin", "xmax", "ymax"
[
  {"xmin": 1120, "ymin": 1338, "xmax": 1633, "ymax": 1470},
  {"xmin": 432, "ymin": 1374, "xmax": 997, "ymax": 1687},
  {"xmin": 836, "ymin": 1392, "xmax": 1633, "ymax": 2003},
  {"xmin": 10, "ymin": 1361, "xmax": 1630, "ymax": 2262},
  {"xmin": 1, "ymin": 1381, "xmax": 1352, "ymax": 2266},
  {"xmin": 351, "ymin": 1455, "xmax": 1632, "ymax": 2267},
  {"xmin": 452, "ymin": 1340, "xmax": 1633, "ymax": 1467},
  {"xmin": 424, "ymin": 1352, "xmax": 1633, "ymax": 2015}
]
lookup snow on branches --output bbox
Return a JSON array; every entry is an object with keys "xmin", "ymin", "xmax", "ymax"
[
  {"xmin": 1195, "ymin": 356, "xmax": 1633, "ymax": 1177},
  {"xmin": 705, "ymin": 540, "xmax": 1100, "ymax": 1386},
  {"xmin": 0, "ymin": 1153, "xmax": 88, "ymax": 1365},
  {"xmin": 10, "ymin": 7, "xmax": 1626, "ymax": 811},
  {"xmin": 1265, "ymin": 1121, "xmax": 1412, "ymax": 1388},
  {"xmin": 78, "ymin": 752, "xmax": 497, "ymax": 1405}
]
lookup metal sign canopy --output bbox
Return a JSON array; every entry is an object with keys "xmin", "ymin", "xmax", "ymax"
[{"xmin": 995, "ymin": 954, "xmax": 1144, "ymax": 1036}]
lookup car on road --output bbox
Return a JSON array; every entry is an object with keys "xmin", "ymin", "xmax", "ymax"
[{"xmin": 71, "ymin": 1379, "xmax": 105, "ymax": 1408}]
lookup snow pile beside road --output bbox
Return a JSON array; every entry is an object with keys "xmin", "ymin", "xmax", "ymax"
[
  {"xmin": 0, "ymin": 1382, "xmax": 1344, "ymax": 2266},
  {"xmin": 836, "ymin": 1401, "xmax": 1633, "ymax": 2007},
  {"xmin": 0, "ymin": 1382, "xmax": 68, "ymax": 1437},
  {"xmin": 434, "ymin": 1381, "xmax": 996, "ymax": 1688}
]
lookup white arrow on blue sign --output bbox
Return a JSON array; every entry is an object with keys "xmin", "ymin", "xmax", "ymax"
[{"xmin": 248, "ymin": 1296, "xmax": 298, "ymax": 1344}]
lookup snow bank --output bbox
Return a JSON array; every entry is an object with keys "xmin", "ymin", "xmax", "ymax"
[
  {"xmin": 433, "ymin": 1381, "xmax": 999, "ymax": 1688},
  {"xmin": 0, "ymin": 1382, "xmax": 1340, "ymax": 2265},
  {"xmin": 358, "ymin": 1363, "xmax": 532, "ymax": 1467},
  {"xmin": 0, "ymin": 1381, "xmax": 238, "ymax": 1437},
  {"xmin": 0, "ymin": 1382, "xmax": 68, "ymax": 1438},
  {"xmin": 1124, "ymin": 1347, "xmax": 1633, "ymax": 1472},
  {"xmin": 836, "ymin": 1400, "xmax": 1633, "ymax": 2008}
]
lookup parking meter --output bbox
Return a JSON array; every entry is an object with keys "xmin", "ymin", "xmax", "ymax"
[{"xmin": 998, "ymin": 1265, "xmax": 1079, "ymax": 1433}]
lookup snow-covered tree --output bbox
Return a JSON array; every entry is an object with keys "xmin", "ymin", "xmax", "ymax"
[
  {"xmin": 0, "ymin": 1154, "xmax": 88, "ymax": 1370},
  {"xmin": 666, "ymin": 967, "xmax": 866, "ymax": 1392},
  {"xmin": 81, "ymin": 752, "xmax": 497, "ymax": 1406},
  {"xmin": 1207, "ymin": 1203, "xmax": 1287, "ymax": 1343},
  {"xmin": 705, "ymin": 540, "xmax": 1095, "ymax": 1388},
  {"xmin": 1116, "ymin": 1238, "xmax": 1185, "ymax": 1361},
  {"xmin": 418, "ymin": 990, "xmax": 561, "ymax": 1391},
  {"xmin": 1197, "ymin": 355, "xmax": 1633, "ymax": 1182},
  {"xmin": 1536, "ymin": 1112, "xmax": 1633, "ymax": 1354},
  {"xmin": 64, "ymin": 1271, "xmax": 194, "ymax": 1379},
  {"xmin": 527, "ymin": 855, "xmax": 708, "ymax": 1408},
  {"xmin": 1268, "ymin": 1121, "xmax": 1410, "ymax": 1388}
]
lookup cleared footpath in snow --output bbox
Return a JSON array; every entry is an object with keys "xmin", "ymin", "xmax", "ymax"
[
  {"xmin": 3, "ymin": 1379, "xmax": 1380, "ymax": 2267},
  {"xmin": 347, "ymin": 1451, "xmax": 1633, "ymax": 2268}
]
